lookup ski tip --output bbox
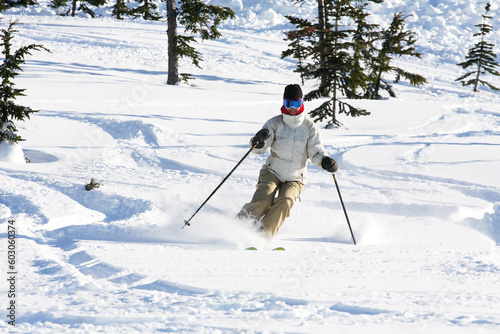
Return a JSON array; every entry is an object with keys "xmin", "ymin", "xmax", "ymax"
[{"xmin": 245, "ymin": 247, "xmax": 258, "ymax": 250}]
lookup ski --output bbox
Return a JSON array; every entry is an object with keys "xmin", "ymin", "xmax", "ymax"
[{"xmin": 244, "ymin": 247, "xmax": 285, "ymax": 251}]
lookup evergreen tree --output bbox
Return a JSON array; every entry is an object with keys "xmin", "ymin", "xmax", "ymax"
[
  {"xmin": 281, "ymin": 17, "xmax": 316, "ymax": 85},
  {"xmin": 285, "ymin": 1, "xmax": 427, "ymax": 126},
  {"xmin": 1, "ymin": 0, "xmax": 37, "ymax": 11},
  {"xmin": 288, "ymin": 0, "xmax": 330, "ymax": 96},
  {"xmin": 8, "ymin": 0, "xmax": 38, "ymax": 7},
  {"xmin": 18, "ymin": 0, "xmax": 38, "ymax": 6},
  {"xmin": 310, "ymin": 0, "xmax": 368, "ymax": 126},
  {"xmin": 49, "ymin": 0, "xmax": 69, "ymax": 15},
  {"xmin": 284, "ymin": 0, "xmax": 389, "ymax": 126},
  {"xmin": 0, "ymin": 1, "xmax": 10, "ymax": 12},
  {"xmin": 132, "ymin": 0, "xmax": 162, "ymax": 21},
  {"xmin": 456, "ymin": 1, "xmax": 500, "ymax": 92},
  {"xmin": 0, "ymin": 20, "xmax": 50, "ymax": 143},
  {"xmin": 166, "ymin": 0, "xmax": 235, "ymax": 85},
  {"xmin": 69, "ymin": 0, "xmax": 106, "ymax": 17},
  {"xmin": 111, "ymin": 0, "xmax": 132, "ymax": 20},
  {"xmin": 303, "ymin": 0, "xmax": 372, "ymax": 126},
  {"xmin": 366, "ymin": 12, "xmax": 426, "ymax": 99},
  {"xmin": 349, "ymin": 0, "xmax": 381, "ymax": 99}
]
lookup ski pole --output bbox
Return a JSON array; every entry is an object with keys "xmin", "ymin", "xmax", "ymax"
[
  {"xmin": 182, "ymin": 145, "xmax": 256, "ymax": 229},
  {"xmin": 332, "ymin": 174, "xmax": 356, "ymax": 245}
]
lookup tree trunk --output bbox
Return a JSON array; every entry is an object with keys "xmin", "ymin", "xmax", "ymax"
[
  {"xmin": 317, "ymin": 0, "xmax": 329, "ymax": 96},
  {"xmin": 332, "ymin": 11, "xmax": 339, "ymax": 124},
  {"xmin": 374, "ymin": 68, "xmax": 383, "ymax": 98},
  {"xmin": 71, "ymin": 0, "xmax": 77, "ymax": 17},
  {"xmin": 116, "ymin": 0, "xmax": 122, "ymax": 20},
  {"xmin": 166, "ymin": 0, "xmax": 179, "ymax": 85},
  {"xmin": 474, "ymin": 32, "xmax": 486, "ymax": 93},
  {"xmin": 474, "ymin": 62, "xmax": 481, "ymax": 93}
]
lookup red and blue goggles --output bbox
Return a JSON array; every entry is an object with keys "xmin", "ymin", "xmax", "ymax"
[{"xmin": 283, "ymin": 98, "xmax": 303, "ymax": 109}]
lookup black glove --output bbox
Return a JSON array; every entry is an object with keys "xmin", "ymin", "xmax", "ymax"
[
  {"xmin": 251, "ymin": 128, "xmax": 270, "ymax": 149},
  {"xmin": 321, "ymin": 156, "xmax": 338, "ymax": 173}
]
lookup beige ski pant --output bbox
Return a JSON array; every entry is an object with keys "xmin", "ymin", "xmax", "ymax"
[{"xmin": 238, "ymin": 169, "xmax": 304, "ymax": 239}]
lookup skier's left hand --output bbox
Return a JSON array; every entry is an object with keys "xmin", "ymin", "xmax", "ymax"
[{"xmin": 321, "ymin": 156, "xmax": 338, "ymax": 173}]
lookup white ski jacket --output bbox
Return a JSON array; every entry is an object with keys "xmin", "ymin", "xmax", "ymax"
[{"xmin": 252, "ymin": 113, "xmax": 328, "ymax": 184}]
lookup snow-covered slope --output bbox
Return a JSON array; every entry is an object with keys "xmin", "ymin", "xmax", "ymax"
[{"xmin": 1, "ymin": 1, "xmax": 500, "ymax": 333}]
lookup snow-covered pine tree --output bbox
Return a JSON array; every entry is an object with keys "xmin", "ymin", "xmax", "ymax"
[
  {"xmin": 166, "ymin": 0, "xmax": 235, "ymax": 85},
  {"xmin": 456, "ymin": 1, "xmax": 500, "ymax": 92},
  {"xmin": 366, "ymin": 12, "xmax": 426, "ymax": 99},
  {"xmin": 0, "ymin": 20, "xmax": 49, "ymax": 143}
]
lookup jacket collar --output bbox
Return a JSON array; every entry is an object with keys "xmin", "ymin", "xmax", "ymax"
[{"xmin": 282, "ymin": 112, "xmax": 305, "ymax": 129}]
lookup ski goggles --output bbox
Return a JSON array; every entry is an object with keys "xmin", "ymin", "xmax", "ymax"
[{"xmin": 283, "ymin": 98, "xmax": 303, "ymax": 109}]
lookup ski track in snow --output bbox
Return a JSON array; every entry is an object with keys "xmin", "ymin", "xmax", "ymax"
[{"xmin": 1, "ymin": 1, "xmax": 500, "ymax": 333}]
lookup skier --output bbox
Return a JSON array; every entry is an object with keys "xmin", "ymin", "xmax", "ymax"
[{"xmin": 237, "ymin": 84, "xmax": 338, "ymax": 240}]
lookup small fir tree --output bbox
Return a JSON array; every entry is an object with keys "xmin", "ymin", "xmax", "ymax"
[
  {"xmin": 284, "ymin": 0, "xmax": 384, "ymax": 126},
  {"xmin": 3, "ymin": 0, "xmax": 38, "ymax": 7},
  {"xmin": 69, "ymin": 0, "xmax": 106, "ymax": 17},
  {"xmin": 0, "ymin": 2, "xmax": 9, "ymax": 12},
  {"xmin": 0, "ymin": 20, "xmax": 50, "ymax": 143},
  {"xmin": 306, "ymin": 0, "xmax": 369, "ymax": 127},
  {"xmin": 132, "ymin": 0, "xmax": 162, "ymax": 21},
  {"xmin": 366, "ymin": 12, "xmax": 427, "ymax": 99},
  {"xmin": 281, "ymin": 17, "xmax": 316, "ymax": 85},
  {"xmin": 456, "ymin": 2, "xmax": 500, "ymax": 92},
  {"xmin": 111, "ymin": 0, "xmax": 132, "ymax": 20},
  {"xmin": 49, "ymin": 0, "xmax": 70, "ymax": 15},
  {"xmin": 349, "ymin": 0, "xmax": 381, "ymax": 99},
  {"xmin": 23, "ymin": 0, "xmax": 38, "ymax": 5},
  {"xmin": 285, "ymin": 1, "xmax": 426, "ymax": 126},
  {"xmin": 0, "ymin": 1, "xmax": 15, "ymax": 12}
]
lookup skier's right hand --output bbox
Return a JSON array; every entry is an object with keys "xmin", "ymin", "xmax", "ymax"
[{"xmin": 251, "ymin": 128, "xmax": 270, "ymax": 149}]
